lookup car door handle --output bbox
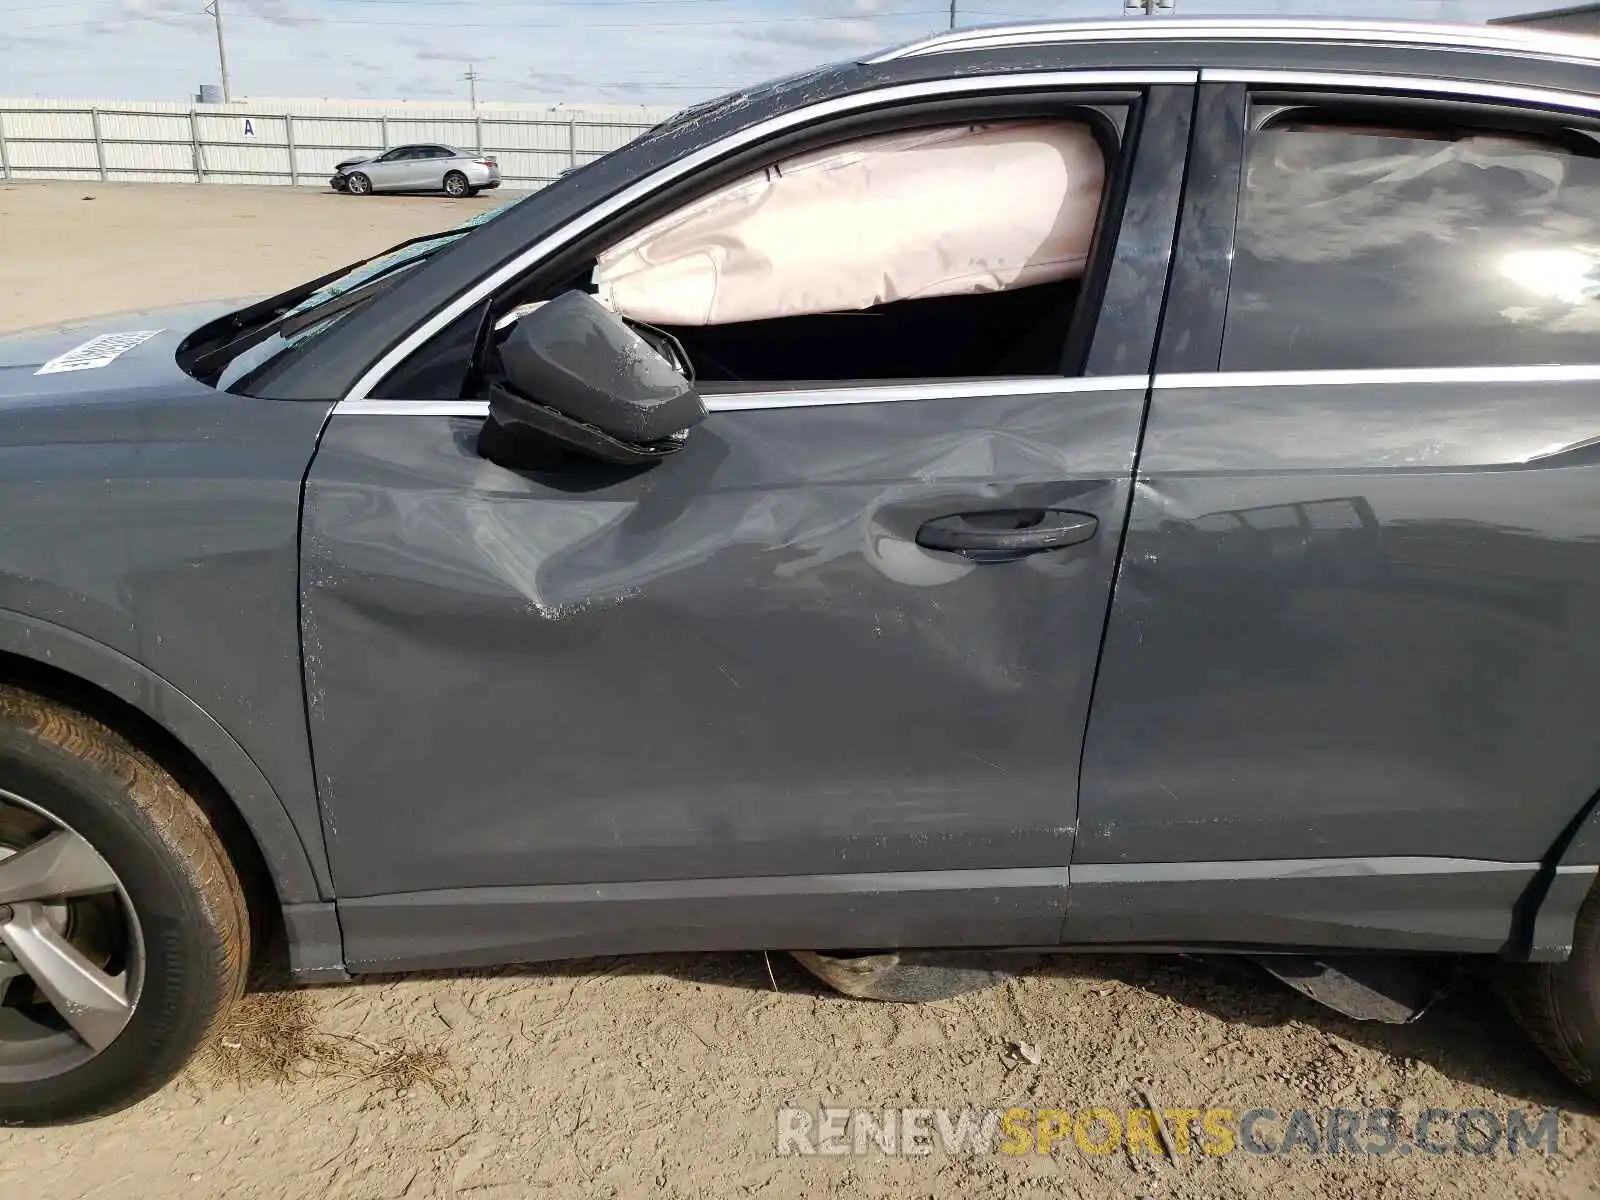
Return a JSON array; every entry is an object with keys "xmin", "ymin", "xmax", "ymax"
[{"xmin": 915, "ymin": 509, "xmax": 1099, "ymax": 563}]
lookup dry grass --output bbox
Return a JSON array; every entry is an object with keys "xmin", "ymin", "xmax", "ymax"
[
  {"xmin": 341, "ymin": 1040, "xmax": 459, "ymax": 1105},
  {"xmin": 196, "ymin": 991, "xmax": 346, "ymax": 1086},
  {"xmin": 195, "ymin": 990, "xmax": 460, "ymax": 1103}
]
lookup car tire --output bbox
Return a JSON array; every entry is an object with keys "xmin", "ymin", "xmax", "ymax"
[
  {"xmin": 443, "ymin": 171, "xmax": 469, "ymax": 198},
  {"xmin": 1501, "ymin": 881, "xmax": 1600, "ymax": 1098},
  {"xmin": 346, "ymin": 172, "xmax": 372, "ymax": 196},
  {"xmin": 0, "ymin": 687, "xmax": 249, "ymax": 1125}
]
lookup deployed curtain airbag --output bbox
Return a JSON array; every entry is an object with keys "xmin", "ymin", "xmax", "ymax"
[{"xmin": 592, "ymin": 120, "xmax": 1106, "ymax": 327}]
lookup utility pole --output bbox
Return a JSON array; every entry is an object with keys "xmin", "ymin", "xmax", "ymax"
[
  {"xmin": 204, "ymin": 0, "xmax": 231, "ymax": 102},
  {"xmin": 948, "ymin": 0, "xmax": 956, "ymax": 30},
  {"xmin": 464, "ymin": 65, "xmax": 480, "ymax": 111}
]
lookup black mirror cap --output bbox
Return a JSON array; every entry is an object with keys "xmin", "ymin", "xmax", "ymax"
[
  {"xmin": 497, "ymin": 290, "xmax": 706, "ymax": 445},
  {"xmin": 482, "ymin": 383, "xmax": 689, "ymax": 467}
]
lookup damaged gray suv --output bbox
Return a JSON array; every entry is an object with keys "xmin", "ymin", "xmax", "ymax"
[{"xmin": 9, "ymin": 18, "xmax": 1600, "ymax": 1122}]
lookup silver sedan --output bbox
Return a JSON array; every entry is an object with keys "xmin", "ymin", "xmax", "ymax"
[{"xmin": 331, "ymin": 144, "xmax": 501, "ymax": 197}]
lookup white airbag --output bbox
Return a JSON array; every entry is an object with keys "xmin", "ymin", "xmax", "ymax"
[{"xmin": 592, "ymin": 121, "xmax": 1105, "ymax": 327}]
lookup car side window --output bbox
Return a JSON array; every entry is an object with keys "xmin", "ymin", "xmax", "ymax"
[
  {"xmin": 375, "ymin": 111, "xmax": 1133, "ymax": 400},
  {"xmin": 1221, "ymin": 111, "xmax": 1600, "ymax": 372},
  {"xmin": 378, "ymin": 148, "xmax": 409, "ymax": 162},
  {"xmin": 581, "ymin": 120, "xmax": 1109, "ymax": 385}
]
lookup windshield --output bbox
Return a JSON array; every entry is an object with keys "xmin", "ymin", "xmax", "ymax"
[
  {"xmin": 298, "ymin": 196, "xmax": 522, "ymax": 313},
  {"xmin": 187, "ymin": 195, "xmax": 529, "ymax": 392}
]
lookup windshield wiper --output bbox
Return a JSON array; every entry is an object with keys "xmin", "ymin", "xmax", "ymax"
[
  {"xmin": 188, "ymin": 230, "xmax": 460, "ymax": 381},
  {"xmin": 225, "ymin": 228, "xmax": 459, "ymax": 332},
  {"xmin": 271, "ymin": 268, "xmax": 407, "ymax": 340}
]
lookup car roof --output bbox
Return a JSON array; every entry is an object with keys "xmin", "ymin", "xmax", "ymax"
[{"xmin": 866, "ymin": 17, "xmax": 1600, "ymax": 68}]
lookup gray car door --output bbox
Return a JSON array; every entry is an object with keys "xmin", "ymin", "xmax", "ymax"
[
  {"xmin": 398, "ymin": 146, "xmax": 438, "ymax": 191},
  {"xmin": 1074, "ymin": 76, "xmax": 1600, "ymax": 955},
  {"xmin": 408, "ymin": 146, "xmax": 448, "ymax": 190},
  {"xmin": 362, "ymin": 147, "xmax": 410, "ymax": 191},
  {"xmin": 426, "ymin": 146, "xmax": 459, "ymax": 190},
  {"xmin": 300, "ymin": 81, "xmax": 1194, "ymax": 972}
]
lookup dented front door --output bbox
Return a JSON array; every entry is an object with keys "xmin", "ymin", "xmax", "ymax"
[
  {"xmin": 304, "ymin": 385, "xmax": 1149, "ymax": 967},
  {"xmin": 299, "ymin": 90, "xmax": 1193, "ymax": 972}
]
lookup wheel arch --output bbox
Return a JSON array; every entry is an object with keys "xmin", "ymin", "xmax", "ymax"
[
  {"xmin": 0, "ymin": 611, "xmax": 328, "ymax": 922},
  {"xmin": 1512, "ymin": 787, "xmax": 1600, "ymax": 962}
]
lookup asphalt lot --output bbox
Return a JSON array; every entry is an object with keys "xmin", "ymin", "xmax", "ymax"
[{"xmin": 0, "ymin": 179, "xmax": 1597, "ymax": 1200}]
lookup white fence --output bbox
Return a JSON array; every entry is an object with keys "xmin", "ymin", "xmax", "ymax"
[{"xmin": 0, "ymin": 99, "xmax": 673, "ymax": 189}]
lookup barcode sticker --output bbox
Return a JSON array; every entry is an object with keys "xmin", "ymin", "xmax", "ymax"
[{"xmin": 35, "ymin": 330, "xmax": 163, "ymax": 375}]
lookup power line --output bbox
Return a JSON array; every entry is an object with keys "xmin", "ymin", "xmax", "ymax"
[
  {"xmin": 0, "ymin": 0, "xmax": 835, "ymax": 10},
  {"xmin": 0, "ymin": 58, "xmax": 755, "ymax": 87},
  {"xmin": 229, "ymin": 7, "xmax": 945, "ymax": 28},
  {"xmin": 14, "ymin": 7, "xmax": 943, "ymax": 32}
]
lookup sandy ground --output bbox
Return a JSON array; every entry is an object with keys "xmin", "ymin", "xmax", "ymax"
[
  {"xmin": 1, "ymin": 179, "xmax": 1598, "ymax": 1199},
  {"xmin": 0, "ymin": 181, "xmax": 511, "ymax": 330}
]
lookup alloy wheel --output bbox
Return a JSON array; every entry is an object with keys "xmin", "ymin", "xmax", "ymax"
[{"xmin": 0, "ymin": 790, "xmax": 141, "ymax": 1082}]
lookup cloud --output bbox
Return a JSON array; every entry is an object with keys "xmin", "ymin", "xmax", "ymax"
[
  {"xmin": 393, "ymin": 76, "xmax": 456, "ymax": 98},
  {"xmin": 524, "ymin": 67, "xmax": 600, "ymax": 90},
  {"xmin": 736, "ymin": 12, "xmax": 899, "ymax": 55},
  {"xmin": 4, "ymin": 0, "xmax": 1545, "ymax": 108},
  {"xmin": 0, "ymin": 31, "xmax": 69, "ymax": 49},
  {"xmin": 236, "ymin": 0, "xmax": 320, "ymax": 28},
  {"xmin": 415, "ymin": 48, "xmax": 489, "ymax": 64},
  {"xmin": 102, "ymin": 0, "xmax": 204, "ymax": 29}
]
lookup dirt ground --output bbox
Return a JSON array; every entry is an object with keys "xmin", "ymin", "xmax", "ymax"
[{"xmin": 0, "ymin": 180, "xmax": 1598, "ymax": 1199}]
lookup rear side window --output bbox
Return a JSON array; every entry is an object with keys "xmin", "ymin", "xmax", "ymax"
[{"xmin": 1222, "ymin": 116, "xmax": 1600, "ymax": 372}]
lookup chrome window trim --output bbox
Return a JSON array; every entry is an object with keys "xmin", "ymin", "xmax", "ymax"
[
  {"xmin": 1156, "ymin": 365, "xmax": 1600, "ymax": 391},
  {"xmin": 336, "ymin": 400, "xmax": 492, "ymax": 417},
  {"xmin": 337, "ymin": 364, "xmax": 1600, "ymax": 416},
  {"xmin": 343, "ymin": 69, "xmax": 1196, "ymax": 405},
  {"xmin": 1200, "ymin": 67, "xmax": 1600, "ymax": 114},
  {"xmin": 868, "ymin": 18, "xmax": 1600, "ymax": 66},
  {"xmin": 333, "ymin": 374, "xmax": 1148, "ymax": 418},
  {"xmin": 700, "ymin": 375, "xmax": 1144, "ymax": 410}
]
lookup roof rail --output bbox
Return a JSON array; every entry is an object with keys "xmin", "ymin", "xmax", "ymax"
[{"xmin": 865, "ymin": 18, "xmax": 1600, "ymax": 66}]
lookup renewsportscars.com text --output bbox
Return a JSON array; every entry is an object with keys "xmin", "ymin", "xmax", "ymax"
[{"xmin": 775, "ymin": 1105, "xmax": 1562, "ymax": 1158}]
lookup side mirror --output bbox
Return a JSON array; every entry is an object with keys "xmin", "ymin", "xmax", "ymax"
[{"xmin": 478, "ymin": 290, "xmax": 706, "ymax": 468}]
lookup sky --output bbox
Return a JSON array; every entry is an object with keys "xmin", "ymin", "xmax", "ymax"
[{"xmin": 0, "ymin": 0, "xmax": 1567, "ymax": 106}]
